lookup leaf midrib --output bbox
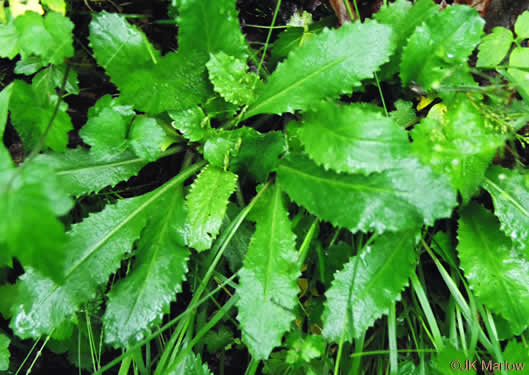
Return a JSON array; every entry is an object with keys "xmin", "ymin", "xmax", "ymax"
[
  {"xmin": 63, "ymin": 161, "xmax": 204, "ymax": 279},
  {"xmin": 278, "ymin": 162, "xmax": 395, "ymax": 194}
]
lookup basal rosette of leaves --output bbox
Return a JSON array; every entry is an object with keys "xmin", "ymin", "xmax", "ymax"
[{"xmin": 1, "ymin": 0, "xmax": 529, "ymax": 373}]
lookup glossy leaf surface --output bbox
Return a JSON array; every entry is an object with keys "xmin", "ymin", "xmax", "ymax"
[
  {"xmin": 482, "ymin": 166, "xmax": 529, "ymax": 249},
  {"xmin": 322, "ymin": 230, "xmax": 418, "ymax": 342},
  {"xmin": 401, "ymin": 5, "xmax": 484, "ymax": 92},
  {"xmin": 103, "ymin": 187, "xmax": 190, "ymax": 347},
  {"xmin": 298, "ymin": 101, "xmax": 410, "ymax": 174},
  {"xmin": 206, "ymin": 51, "xmax": 260, "ymax": 106},
  {"xmin": 89, "ymin": 12, "xmax": 208, "ymax": 114},
  {"xmin": 411, "ymin": 97, "xmax": 505, "ymax": 202},
  {"xmin": 244, "ymin": 20, "xmax": 393, "ymax": 118},
  {"xmin": 236, "ymin": 184, "xmax": 299, "ymax": 359},
  {"xmin": 457, "ymin": 203, "xmax": 529, "ymax": 335},
  {"xmin": 277, "ymin": 154, "xmax": 456, "ymax": 233},
  {"xmin": 35, "ymin": 148, "xmax": 148, "ymax": 197},
  {"xmin": 184, "ymin": 166, "xmax": 237, "ymax": 251}
]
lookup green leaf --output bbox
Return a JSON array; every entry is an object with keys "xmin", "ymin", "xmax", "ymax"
[
  {"xmin": 502, "ymin": 341, "xmax": 529, "ymax": 369},
  {"xmin": 236, "ymin": 184, "xmax": 300, "ymax": 359},
  {"xmin": 286, "ymin": 332, "xmax": 325, "ymax": 364},
  {"xmin": 89, "ymin": 12, "xmax": 208, "ymax": 114},
  {"xmin": 476, "ymin": 27, "xmax": 513, "ymax": 68},
  {"xmin": 204, "ymin": 326, "xmax": 233, "ymax": 353},
  {"xmin": 0, "ymin": 16, "xmax": 19, "ymax": 59},
  {"xmin": 457, "ymin": 203, "xmax": 529, "ymax": 335},
  {"xmin": 79, "ymin": 95, "xmax": 134, "ymax": 159},
  {"xmin": 169, "ymin": 106, "xmax": 210, "ymax": 142},
  {"xmin": 277, "ymin": 154, "xmax": 456, "ymax": 233},
  {"xmin": 482, "ymin": 166, "xmax": 529, "ymax": 249},
  {"xmin": 411, "ymin": 98, "xmax": 505, "ymax": 202},
  {"xmin": 177, "ymin": 0, "xmax": 247, "ymax": 62},
  {"xmin": 374, "ymin": 0, "xmax": 438, "ymax": 78},
  {"xmin": 0, "ymin": 159, "xmax": 72, "ymax": 280},
  {"xmin": 401, "ymin": 5, "xmax": 484, "ymax": 92},
  {"xmin": 169, "ymin": 352, "xmax": 213, "ymax": 375},
  {"xmin": 244, "ymin": 20, "xmax": 393, "ymax": 118},
  {"xmin": 184, "ymin": 166, "xmax": 237, "ymax": 251},
  {"xmin": 515, "ymin": 11, "xmax": 529, "ymax": 41},
  {"xmin": 204, "ymin": 127, "xmax": 285, "ymax": 182},
  {"xmin": 270, "ymin": 27, "xmax": 304, "ymax": 65},
  {"xmin": 508, "ymin": 47, "xmax": 529, "ymax": 103},
  {"xmin": 390, "ymin": 99, "xmax": 416, "ymax": 128},
  {"xmin": 103, "ymin": 186, "xmax": 190, "ymax": 348},
  {"xmin": 118, "ymin": 51, "xmax": 209, "ymax": 115},
  {"xmin": 35, "ymin": 148, "xmax": 149, "ymax": 196},
  {"xmin": 322, "ymin": 230, "xmax": 418, "ymax": 343},
  {"xmin": 15, "ymin": 11, "xmax": 73, "ymax": 65},
  {"xmin": 206, "ymin": 51, "xmax": 260, "ymax": 106},
  {"xmin": 14, "ymin": 56, "xmax": 45, "ymax": 75},
  {"xmin": 0, "ymin": 83, "xmax": 13, "ymax": 167},
  {"xmin": 10, "ymin": 194, "xmax": 150, "ymax": 338},
  {"xmin": 0, "ymin": 333, "xmax": 9, "ymax": 371},
  {"xmin": 9, "ymin": 80, "xmax": 73, "ymax": 152},
  {"xmin": 431, "ymin": 340, "xmax": 475, "ymax": 374},
  {"xmin": 129, "ymin": 116, "xmax": 172, "ymax": 161},
  {"xmin": 33, "ymin": 64, "xmax": 80, "ymax": 96},
  {"xmin": 0, "ymin": 284, "xmax": 17, "ymax": 319},
  {"xmin": 297, "ymin": 101, "xmax": 411, "ymax": 174},
  {"xmin": 10, "ymin": 163, "xmax": 203, "ymax": 338}
]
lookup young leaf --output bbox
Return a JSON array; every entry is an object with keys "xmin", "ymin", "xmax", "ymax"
[
  {"xmin": 502, "ymin": 341, "xmax": 529, "ymax": 369},
  {"xmin": 184, "ymin": 166, "xmax": 237, "ymax": 251},
  {"xmin": 169, "ymin": 352, "xmax": 213, "ymax": 375},
  {"xmin": 206, "ymin": 51, "xmax": 260, "ymax": 106},
  {"xmin": 177, "ymin": 0, "xmax": 247, "ymax": 61},
  {"xmin": 79, "ymin": 95, "xmax": 135, "ymax": 159},
  {"xmin": 89, "ymin": 12, "xmax": 208, "ymax": 114},
  {"xmin": 277, "ymin": 154, "xmax": 456, "ymax": 233},
  {"xmin": 9, "ymin": 80, "xmax": 73, "ymax": 152},
  {"xmin": 14, "ymin": 11, "xmax": 73, "ymax": 65},
  {"xmin": 297, "ymin": 101, "xmax": 411, "ymax": 174},
  {"xmin": 169, "ymin": 106, "xmax": 210, "ymax": 142},
  {"xmin": 390, "ymin": 99, "xmax": 416, "ymax": 128},
  {"xmin": 508, "ymin": 47, "xmax": 529, "ymax": 103},
  {"xmin": 0, "ymin": 16, "xmax": 19, "ymax": 59},
  {"xmin": 400, "ymin": 5, "xmax": 484, "ymax": 92},
  {"xmin": 0, "ymin": 83, "xmax": 13, "ymax": 167},
  {"xmin": 0, "ymin": 160, "xmax": 72, "ymax": 280},
  {"xmin": 411, "ymin": 97, "xmax": 505, "ymax": 202},
  {"xmin": 515, "ymin": 11, "xmax": 529, "ymax": 41},
  {"xmin": 482, "ymin": 166, "xmax": 529, "ymax": 249},
  {"xmin": 236, "ymin": 183, "xmax": 300, "ymax": 359},
  {"xmin": 476, "ymin": 27, "xmax": 513, "ymax": 68},
  {"xmin": 33, "ymin": 64, "xmax": 80, "ymax": 96},
  {"xmin": 243, "ymin": 20, "xmax": 393, "ymax": 118},
  {"xmin": 103, "ymin": 187, "xmax": 190, "ymax": 348},
  {"xmin": 35, "ymin": 148, "xmax": 149, "ymax": 197},
  {"xmin": 269, "ymin": 17, "xmax": 333, "ymax": 66},
  {"xmin": 129, "ymin": 116, "xmax": 172, "ymax": 161},
  {"xmin": 204, "ymin": 127, "xmax": 285, "ymax": 182},
  {"xmin": 457, "ymin": 203, "xmax": 529, "ymax": 335},
  {"xmin": 118, "ymin": 51, "xmax": 209, "ymax": 115},
  {"xmin": 10, "ymin": 163, "xmax": 203, "ymax": 338},
  {"xmin": 322, "ymin": 230, "xmax": 418, "ymax": 343},
  {"xmin": 0, "ymin": 333, "xmax": 9, "ymax": 371},
  {"xmin": 374, "ymin": 0, "xmax": 438, "ymax": 78}
]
